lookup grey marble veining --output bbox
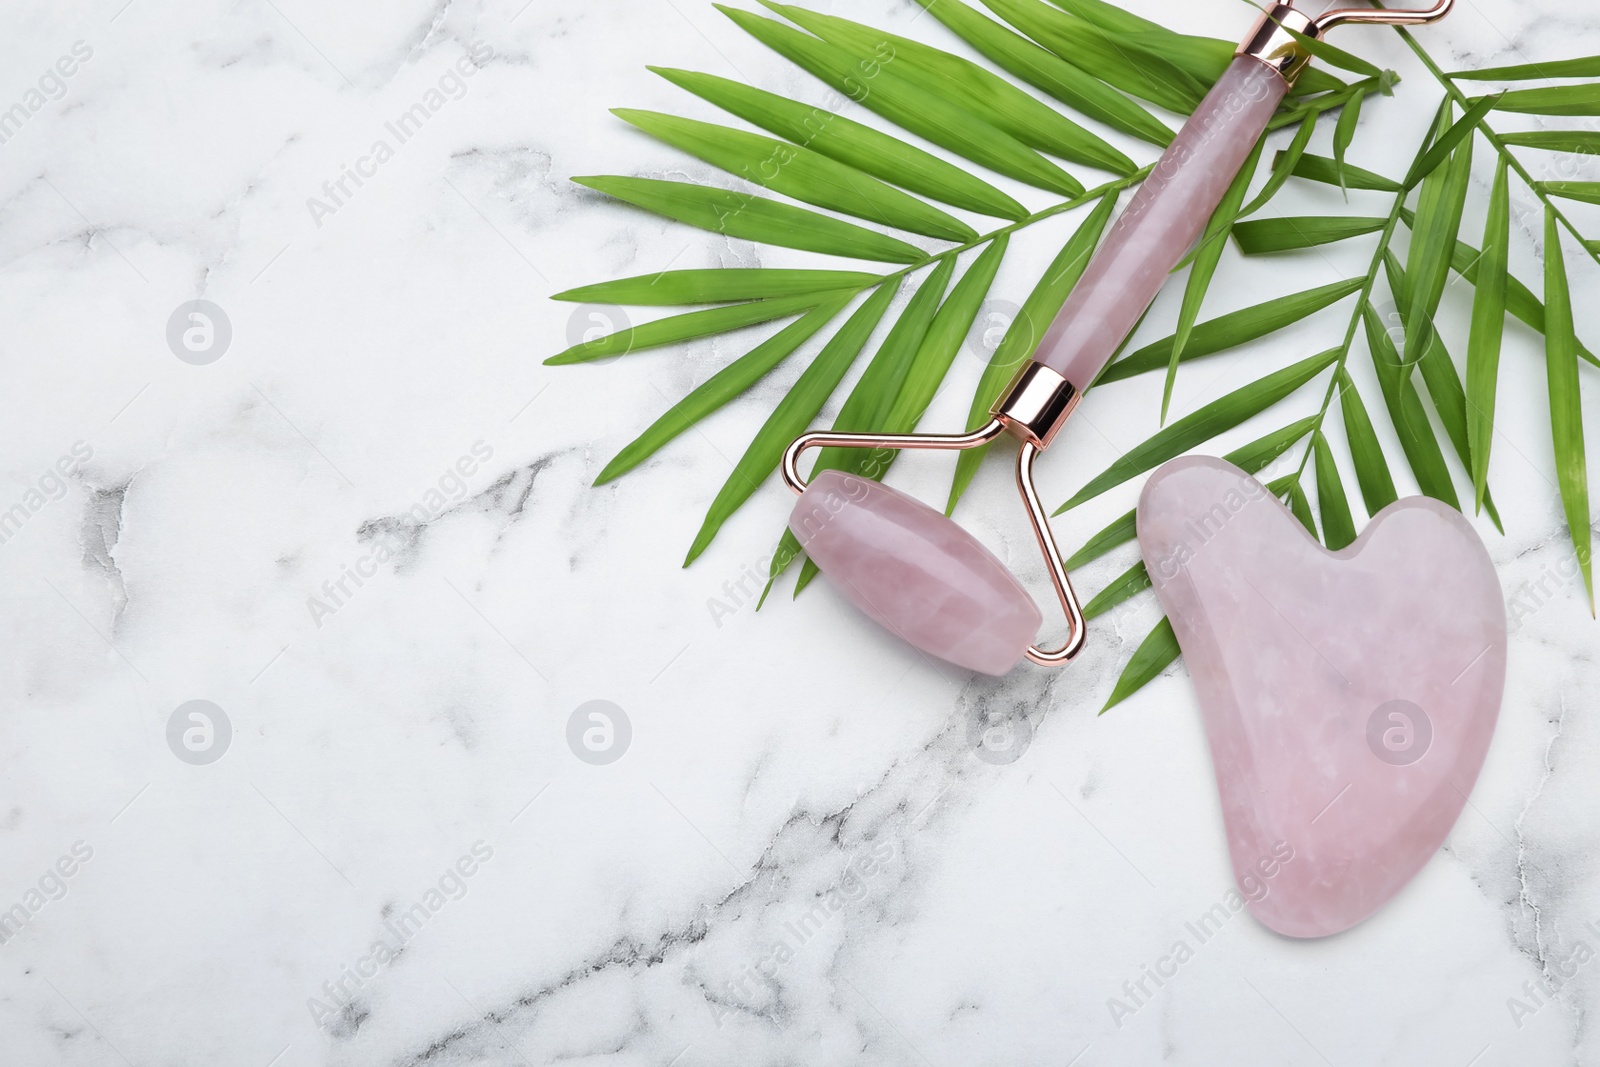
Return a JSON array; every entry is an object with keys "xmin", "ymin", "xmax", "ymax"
[{"xmin": 2, "ymin": 0, "xmax": 1599, "ymax": 1064}]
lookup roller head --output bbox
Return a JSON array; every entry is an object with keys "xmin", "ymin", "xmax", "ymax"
[{"xmin": 789, "ymin": 470, "xmax": 1042, "ymax": 675}]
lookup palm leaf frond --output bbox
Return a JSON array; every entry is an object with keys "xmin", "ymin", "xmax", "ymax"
[{"xmin": 551, "ymin": 0, "xmax": 1600, "ymax": 710}]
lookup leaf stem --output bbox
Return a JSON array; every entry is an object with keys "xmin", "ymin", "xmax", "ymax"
[
  {"xmin": 1283, "ymin": 159, "xmax": 1414, "ymax": 487},
  {"xmin": 855, "ymin": 166, "xmax": 1154, "ymax": 295},
  {"xmin": 1272, "ymin": 4, "xmax": 1599, "ymax": 495},
  {"xmin": 1379, "ymin": 13, "xmax": 1600, "ymax": 273}
]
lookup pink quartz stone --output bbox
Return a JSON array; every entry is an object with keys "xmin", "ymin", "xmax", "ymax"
[
  {"xmin": 791, "ymin": 470, "xmax": 1042, "ymax": 675},
  {"xmin": 1137, "ymin": 457, "xmax": 1506, "ymax": 938},
  {"xmin": 1035, "ymin": 57, "xmax": 1287, "ymax": 390}
]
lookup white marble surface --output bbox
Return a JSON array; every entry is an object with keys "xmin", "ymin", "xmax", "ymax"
[{"xmin": 3, "ymin": 0, "xmax": 1600, "ymax": 1064}]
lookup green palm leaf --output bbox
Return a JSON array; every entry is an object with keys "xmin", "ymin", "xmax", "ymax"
[
  {"xmin": 1543, "ymin": 209, "xmax": 1593, "ymax": 608},
  {"xmin": 1538, "ymin": 182, "xmax": 1600, "ymax": 206},
  {"xmin": 1082, "ymin": 560, "xmax": 1152, "ymax": 619},
  {"xmin": 573, "ymin": 176, "xmax": 927, "ymax": 264},
  {"xmin": 1467, "ymin": 158, "xmax": 1510, "ymax": 514},
  {"xmin": 595, "ymin": 295, "xmax": 852, "ymax": 482},
  {"xmin": 794, "ymin": 250, "xmax": 1005, "ymax": 595},
  {"xmin": 1383, "ymin": 251, "xmax": 1504, "ymax": 530},
  {"xmin": 684, "ymin": 283, "xmax": 898, "ymax": 563},
  {"xmin": 979, "ymin": 0, "xmax": 1209, "ymax": 114},
  {"xmin": 763, "ymin": 2, "xmax": 1136, "ymax": 174},
  {"xmin": 1333, "ymin": 87, "xmax": 1367, "ymax": 192},
  {"xmin": 765, "ymin": 261, "xmax": 957, "ymax": 594},
  {"xmin": 911, "ymin": 0, "xmax": 1174, "ymax": 146},
  {"xmin": 1046, "ymin": 0, "xmax": 1216, "ymax": 63},
  {"xmin": 1402, "ymin": 103, "xmax": 1473, "ymax": 368},
  {"xmin": 1065, "ymin": 509, "xmax": 1139, "ymax": 570},
  {"xmin": 719, "ymin": 6, "xmax": 1083, "ymax": 195},
  {"xmin": 1233, "ymin": 215, "xmax": 1387, "ymax": 254},
  {"xmin": 1246, "ymin": 10, "xmax": 1380, "ymax": 82},
  {"xmin": 1099, "ymin": 279, "xmax": 1364, "ymax": 383},
  {"xmin": 1285, "ymin": 480, "xmax": 1320, "ymax": 539},
  {"xmin": 1224, "ymin": 417, "xmax": 1323, "ymax": 478},
  {"xmin": 1487, "ymin": 84, "xmax": 1600, "ymax": 116},
  {"xmin": 812, "ymin": 261, "xmax": 957, "ymax": 482},
  {"xmin": 1498, "ymin": 130, "xmax": 1600, "ymax": 154},
  {"xmin": 650, "ymin": 66, "xmax": 1027, "ymax": 218},
  {"xmin": 1048, "ymin": 0, "xmax": 1358, "ymax": 94},
  {"xmin": 1452, "ymin": 56, "xmax": 1600, "ymax": 81},
  {"xmin": 1062, "ymin": 416, "xmax": 1316, "ymax": 569},
  {"xmin": 1312, "ymin": 430, "xmax": 1356, "ymax": 549},
  {"xmin": 547, "ymin": 290, "xmax": 844, "ymax": 364},
  {"xmin": 1336, "ymin": 369, "xmax": 1398, "ymax": 516},
  {"xmin": 883, "ymin": 238, "xmax": 1011, "ymax": 431},
  {"xmin": 1362, "ymin": 301, "xmax": 1460, "ymax": 510},
  {"xmin": 549, "ymin": 0, "xmax": 1600, "ymax": 708},
  {"xmin": 1408, "ymin": 208, "xmax": 1600, "ymax": 367},
  {"xmin": 552, "ymin": 268, "xmax": 881, "ymax": 306},
  {"xmin": 1059, "ymin": 347, "xmax": 1339, "ymax": 512},
  {"xmin": 1401, "ymin": 92, "xmax": 1498, "ymax": 190},
  {"xmin": 1102, "ymin": 617, "xmax": 1178, "ymax": 712},
  {"xmin": 1283, "ymin": 151, "xmax": 1401, "ymax": 191},
  {"xmin": 613, "ymin": 110, "xmax": 976, "ymax": 241}
]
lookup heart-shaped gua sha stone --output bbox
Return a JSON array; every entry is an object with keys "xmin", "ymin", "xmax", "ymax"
[{"xmin": 1137, "ymin": 457, "xmax": 1506, "ymax": 938}]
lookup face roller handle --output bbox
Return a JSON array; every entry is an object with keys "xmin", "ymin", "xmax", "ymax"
[
  {"xmin": 782, "ymin": 0, "xmax": 1455, "ymax": 674},
  {"xmin": 1015, "ymin": 0, "xmax": 1456, "ymax": 408}
]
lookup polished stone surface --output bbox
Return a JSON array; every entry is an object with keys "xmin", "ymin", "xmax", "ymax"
[
  {"xmin": 1035, "ymin": 57, "xmax": 1286, "ymax": 389},
  {"xmin": 1138, "ymin": 457, "xmax": 1507, "ymax": 937},
  {"xmin": 791, "ymin": 470, "xmax": 1041, "ymax": 675}
]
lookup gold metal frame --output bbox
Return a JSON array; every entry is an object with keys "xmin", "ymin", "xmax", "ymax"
[
  {"xmin": 780, "ymin": 363, "xmax": 1090, "ymax": 668},
  {"xmin": 1238, "ymin": 0, "xmax": 1455, "ymax": 86},
  {"xmin": 1316, "ymin": 1, "xmax": 1456, "ymax": 33},
  {"xmin": 779, "ymin": 418, "xmax": 1006, "ymax": 497},
  {"xmin": 1014, "ymin": 439, "xmax": 1088, "ymax": 666}
]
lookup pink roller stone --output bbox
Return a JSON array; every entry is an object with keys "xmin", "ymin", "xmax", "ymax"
[
  {"xmin": 1138, "ymin": 457, "xmax": 1506, "ymax": 937},
  {"xmin": 1036, "ymin": 57, "xmax": 1287, "ymax": 390},
  {"xmin": 790, "ymin": 470, "xmax": 1042, "ymax": 675}
]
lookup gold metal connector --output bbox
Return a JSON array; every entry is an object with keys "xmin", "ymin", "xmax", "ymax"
[
  {"xmin": 1237, "ymin": 3, "xmax": 1321, "ymax": 86},
  {"xmin": 993, "ymin": 362, "xmax": 1082, "ymax": 450}
]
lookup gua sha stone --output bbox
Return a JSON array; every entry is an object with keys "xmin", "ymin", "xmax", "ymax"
[{"xmin": 1136, "ymin": 456, "xmax": 1506, "ymax": 938}]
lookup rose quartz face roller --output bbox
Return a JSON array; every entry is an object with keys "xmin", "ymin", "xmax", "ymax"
[{"xmin": 781, "ymin": 0, "xmax": 1456, "ymax": 675}]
